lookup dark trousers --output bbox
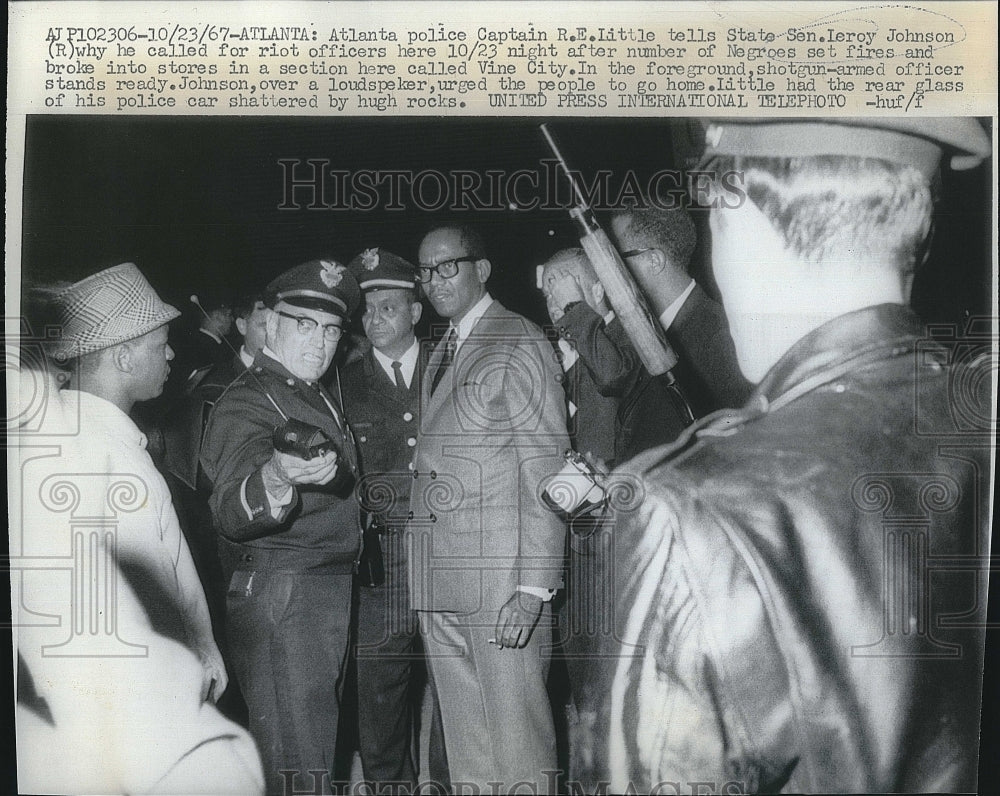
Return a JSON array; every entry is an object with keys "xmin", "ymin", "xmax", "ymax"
[
  {"xmin": 227, "ymin": 568, "xmax": 353, "ymax": 795},
  {"xmin": 356, "ymin": 535, "xmax": 449, "ymax": 793}
]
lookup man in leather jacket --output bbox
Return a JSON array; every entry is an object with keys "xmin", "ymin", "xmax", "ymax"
[{"xmin": 601, "ymin": 118, "xmax": 993, "ymax": 793}]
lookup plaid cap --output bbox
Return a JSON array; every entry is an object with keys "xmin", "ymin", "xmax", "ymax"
[
  {"xmin": 265, "ymin": 259, "xmax": 360, "ymax": 319},
  {"xmin": 701, "ymin": 117, "xmax": 991, "ymax": 177},
  {"xmin": 347, "ymin": 247, "xmax": 418, "ymax": 292},
  {"xmin": 49, "ymin": 263, "xmax": 180, "ymax": 360}
]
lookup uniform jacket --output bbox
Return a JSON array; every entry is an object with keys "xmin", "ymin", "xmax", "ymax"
[
  {"xmin": 200, "ymin": 351, "xmax": 361, "ymax": 575},
  {"xmin": 604, "ymin": 304, "xmax": 990, "ymax": 793},
  {"xmin": 556, "ymin": 302, "xmax": 691, "ymax": 465},
  {"xmin": 406, "ymin": 300, "xmax": 570, "ymax": 614},
  {"xmin": 340, "ymin": 345, "xmax": 420, "ymax": 532}
]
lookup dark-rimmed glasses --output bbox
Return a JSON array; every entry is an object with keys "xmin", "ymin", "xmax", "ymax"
[
  {"xmin": 417, "ymin": 256, "xmax": 476, "ymax": 284},
  {"xmin": 276, "ymin": 310, "xmax": 343, "ymax": 342}
]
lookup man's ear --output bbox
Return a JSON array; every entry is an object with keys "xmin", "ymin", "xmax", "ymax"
[
  {"xmin": 646, "ymin": 248, "xmax": 668, "ymax": 276},
  {"xmin": 112, "ymin": 342, "xmax": 133, "ymax": 374},
  {"xmin": 589, "ymin": 280, "xmax": 607, "ymax": 308},
  {"xmin": 410, "ymin": 300, "xmax": 423, "ymax": 326},
  {"xmin": 235, "ymin": 316, "xmax": 248, "ymax": 337},
  {"xmin": 264, "ymin": 308, "xmax": 279, "ymax": 346},
  {"xmin": 475, "ymin": 258, "xmax": 492, "ymax": 284}
]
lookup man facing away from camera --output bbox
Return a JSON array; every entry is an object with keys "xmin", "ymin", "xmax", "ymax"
[
  {"xmin": 603, "ymin": 118, "xmax": 992, "ymax": 793},
  {"xmin": 200, "ymin": 259, "xmax": 362, "ymax": 795},
  {"xmin": 407, "ymin": 225, "xmax": 569, "ymax": 793}
]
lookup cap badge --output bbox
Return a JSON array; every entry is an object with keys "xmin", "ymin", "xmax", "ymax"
[
  {"xmin": 319, "ymin": 260, "xmax": 345, "ymax": 288},
  {"xmin": 705, "ymin": 123, "xmax": 723, "ymax": 148},
  {"xmin": 361, "ymin": 248, "xmax": 380, "ymax": 270}
]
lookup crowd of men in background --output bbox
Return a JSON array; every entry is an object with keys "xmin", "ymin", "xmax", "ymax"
[{"xmin": 13, "ymin": 117, "xmax": 992, "ymax": 795}]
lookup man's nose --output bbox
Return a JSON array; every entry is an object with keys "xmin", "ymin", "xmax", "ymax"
[{"xmin": 165, "ymin": 344, "xmax": 175, "ymax": 361}]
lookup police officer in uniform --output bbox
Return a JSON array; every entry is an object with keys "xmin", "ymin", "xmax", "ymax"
[
  {"xmin": 601, "ymin": 119, "xmax": 992, "ymax": 793},
  {"xmin": 340, "ymin": 248, "xmax": 449, "ymax": 792},
  {"xmin": 201, "ymin": 259, "xmax": 361, "ymax": 795}
]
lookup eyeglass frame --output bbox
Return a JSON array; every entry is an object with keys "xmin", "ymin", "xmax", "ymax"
[
  {"xmin": 275, "ymin": 309, "xmax": 343, "ymax": 342},
  {"xmin": 621, "ymin": 247, "xmax": 656, "ymax": 259},
  {"xmin": 417, "ymin": 256, "xmax": 478, "ymax": 284}
]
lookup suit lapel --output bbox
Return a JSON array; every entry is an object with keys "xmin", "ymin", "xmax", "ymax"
[{"xmin": 422, "ymin": 302, "xmax": 507, "ymax": 420}]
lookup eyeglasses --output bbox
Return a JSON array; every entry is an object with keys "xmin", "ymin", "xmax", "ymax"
[
  {"xmin": 417, "ymin": 256, "xmax": 476, "ymax": 283},
  {"xmin": 276, "ymin": 310, "xmax": 343, "ymax": 341},
  {"xmin": 621, "ymin": 247, "xmax": 656, "ymax": 259}
]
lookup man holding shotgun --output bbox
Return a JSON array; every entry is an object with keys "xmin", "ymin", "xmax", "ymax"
[{"xmin": 604, "ymin": 118, "xmax": 992, "ymax": 792}]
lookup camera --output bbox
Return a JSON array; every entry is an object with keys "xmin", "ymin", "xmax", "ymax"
[
  {"xmin": 541, "ymin": 449, "xmax": 609, "ymax": 520},
  {"xmin": 272, "ymin": 418, "xmax": 339, "ymax": 460}
]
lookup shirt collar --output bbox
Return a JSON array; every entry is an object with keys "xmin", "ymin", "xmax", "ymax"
[
  {"xmin": 452, "ymin": 293, "xmax": 494, "ymax": 345},
  {"xmin": 371, "ymin": 337, "xmax": 419, "ymax": 386},
  {"xmin": 657, "ymin": 279, "xmax": 696, "ymax": 330},
  {"xmin": 68, "ymin": 389, "xmax": 147, "ymax": 448},
  {"xmin": 239, "ymin": 346, "xmax": 254, "ymax": 368}
]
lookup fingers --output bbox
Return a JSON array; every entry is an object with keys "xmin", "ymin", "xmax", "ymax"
[{"xmin": 277, "ymin": 450, "xmax": 339, "ymax": 484}]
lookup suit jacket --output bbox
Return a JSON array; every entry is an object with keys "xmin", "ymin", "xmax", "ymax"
[
  {"xmin": 162, "ymin": 355, "xmax": 244, "ymax": 491},
  {"xmin": 406, "ymin": 300, "xmax": 569, "ymax": 614},
  {"xmin": 200, "ymin": 351, "xmax": 361, "ymax": 575},
  {"xmin": 668, "ymin": 283, "xmax": 752, "ymax": 413},
  {"xmin": 556, "ymin": 302, "xmax": 690, "ymax": 467},
  {"xmin": 340, "ymin": 346, "xmax": 419, "ymax": 531},
  {"xmin": 561, "ymin": 358, "xmax": 617, "ymax": 465}
]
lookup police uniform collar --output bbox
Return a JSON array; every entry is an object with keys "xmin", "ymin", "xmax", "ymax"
[{"xmin": 254, "ymin": 347, "xmax": 314, "ymax": 389}]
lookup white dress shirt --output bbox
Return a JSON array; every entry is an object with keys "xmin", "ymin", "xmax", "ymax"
[{"xmin": 371, "ymin": 338, "xmax": 419, "ymax": 389}]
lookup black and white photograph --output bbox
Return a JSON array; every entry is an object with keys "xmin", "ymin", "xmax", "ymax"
[
  {"xmin": 9, "ymin": 111, "xmax": 996, "ymax": 794},
  {"xmin": 5, "ymin": 2, "xmax": 999, "ymax": 793}
]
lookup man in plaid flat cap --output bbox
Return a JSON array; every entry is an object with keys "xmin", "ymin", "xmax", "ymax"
[
  {"xmin": 201, "ymin": 258, "xmax": 362, "ymax": 795},
  {"xmin": 601, "ymin": 119, "xmax": 992, "ymax": 793},
  {"xmin": 50, "ymin": 262, "xmax": 228, "ymax": 702}
]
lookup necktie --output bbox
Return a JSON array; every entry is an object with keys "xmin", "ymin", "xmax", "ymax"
[
  {"xmin": 391, "ymin": 360, "xmax": 407, "ymax": 391},
  {"xmin": 430, "ymin": 328, "xmax": 457, "ymax": 396}
]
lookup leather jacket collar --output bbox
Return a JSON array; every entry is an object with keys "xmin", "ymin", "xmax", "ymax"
[{"xmin": 753, "ymin": 303, "xmax": 922, "ymax": 414}]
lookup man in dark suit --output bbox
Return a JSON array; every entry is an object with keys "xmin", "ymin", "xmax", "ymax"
[
  {"xmin": 609, "ymin": 206, "xmax": 751, "ymax": 413},
  {"xmin": 407, "ymin": 225, "xmax": 569, "ymax": 792},
  {"xmin": 539, "ymin": 247, "xmax": 692, "ymax": 468},
  {"xmin": 340, "ymin": 248, "xmax": 448, "ymax": 792},
  {"xmin": 201, "ymin": 260, "xmax": 361, "ymax": 795}
]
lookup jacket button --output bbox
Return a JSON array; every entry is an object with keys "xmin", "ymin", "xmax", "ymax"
[
  {"xmin": 430, "ymin": 513, "xmax": 437, "ymax": 523},
  {"xmin": 407, "ymin": 510, "xmax": 414, "ymax": 520},
  {"xmin": 286, "ymin": 379, "xmax": 295, "ymax": 386},
  {"xmin": 403, "ymin": 412, "xmax": 413, "ymax": 422},
  {"xmin": 407, "ymin": 437, "xmax": 417, "ymax": 447},
  {"xmin": 360, "ymin": 435, "xmax": 367, "ymax": 443},
  {"xmin": 242, "ymin": 553, "xmax": 253, "ymax": 563},
  {"xmin": 430, "ymin": 470, "xmax": 437, "ymax": 479}
]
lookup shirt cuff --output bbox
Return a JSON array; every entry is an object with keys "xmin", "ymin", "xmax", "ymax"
[
  {"xmin": 517, "ymin": 585, "xmax": 557, "ymax": 602},
  {"xmin": 658, "ymin": 279, "xmax": 696, "ymax": 330}
]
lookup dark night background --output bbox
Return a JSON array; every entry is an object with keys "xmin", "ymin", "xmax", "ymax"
[
  {"xmin": 8, "ymin": 116, "xmax": 997, "ymax": 791},
  {"xmin": 18, "ymin": 116, "xmax": 995, "ymax": 333}
]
